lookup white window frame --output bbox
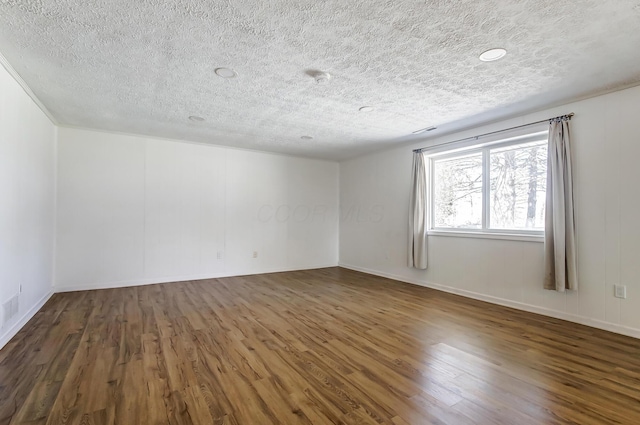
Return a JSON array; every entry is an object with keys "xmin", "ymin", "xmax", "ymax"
[{"xmin": 425, "ymin": 129, "xmax": 548, "ymax": 242}]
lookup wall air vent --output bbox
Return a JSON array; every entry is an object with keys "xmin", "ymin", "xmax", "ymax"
[{"xmin": 2, "ymin": 295, "xmax": 19, "ymax": 326}]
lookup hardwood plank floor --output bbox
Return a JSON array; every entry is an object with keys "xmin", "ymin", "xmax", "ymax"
[{"xmin": 1, "ymin": 267, "xmax": 640, "ymax": 424}]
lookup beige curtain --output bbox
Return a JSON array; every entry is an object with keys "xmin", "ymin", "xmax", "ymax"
[
  {"xmin": 544, "ymin": 118, "xmax": 577, "ymax": 291},
  {"xmin": 408, "ymin": 151, "xmax": 428, "ymax": 269}
]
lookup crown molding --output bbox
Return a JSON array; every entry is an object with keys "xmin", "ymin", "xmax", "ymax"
[{"xmin": 0, "ymin": 50, "xmax": 58, "ymax": 125}]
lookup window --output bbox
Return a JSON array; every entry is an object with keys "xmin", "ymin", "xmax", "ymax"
[{"xmin": 428, "ymin": 132, "xmax": 548, "ymax": 236}]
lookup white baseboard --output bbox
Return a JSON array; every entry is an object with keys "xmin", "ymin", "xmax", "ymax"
[
  {"xmin": 339, "ymin": 263, "xmax": 640, "ymax": 340},
  {"xmin": 55, "ymin": 263, "xmax": 338, "ymax": 293},
  {"xmin": 0, "ymin": 291, "xmax": 54, "ymax": 350}
]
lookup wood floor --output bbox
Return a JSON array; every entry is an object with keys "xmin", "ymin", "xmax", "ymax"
[{"xmin": 1, "ymin": 268, "xmax": 640, "ymax": 425}]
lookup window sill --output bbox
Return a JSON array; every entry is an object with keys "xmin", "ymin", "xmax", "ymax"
[{"xmin": 427, "ymin": 230, "xmax": 544, "ymax": 243}]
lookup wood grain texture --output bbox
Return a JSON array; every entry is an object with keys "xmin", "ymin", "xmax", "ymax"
[{"xmin": 1, "ymin": 267, "xmax": 640, "ymax": 424}]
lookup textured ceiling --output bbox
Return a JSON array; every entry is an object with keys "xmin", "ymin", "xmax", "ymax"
[{"xmin": 1, "ymin": 0, "xmax": 640, "ymax": 160}]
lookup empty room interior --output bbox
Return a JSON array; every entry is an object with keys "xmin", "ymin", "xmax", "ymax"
[{"xmin": 2, "ymin": 1, "xmax": 640, "ymax": 424}]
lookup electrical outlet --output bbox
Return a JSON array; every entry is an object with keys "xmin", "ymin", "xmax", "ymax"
[
  {"xmin": 614, "ymin": 285, "xmax": 627, "ymax": 299},
  {"xmin": 252, "ymin": 251, "xmax": 258, "ymax": 258}
]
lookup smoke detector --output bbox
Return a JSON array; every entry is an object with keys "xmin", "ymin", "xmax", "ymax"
[{"xmin": 312, "ymin": 71, "xmax": 331, "ymax": 84}]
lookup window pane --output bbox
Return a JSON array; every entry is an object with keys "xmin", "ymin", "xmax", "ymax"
[
  {"xmin": 489, "ymin": 141, "xmax": 547, "ymax": 230},
  {"xmin": 433, "ymin": 152, "xmax": 483, "ymax": 229}
]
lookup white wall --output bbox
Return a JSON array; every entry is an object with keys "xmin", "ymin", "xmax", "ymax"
[
  {"xmin": 0, "ymin": 63, "xmax": 56, "ymax": 347},
  {"xmin": 340, "ymin": 84, "xmax": 640, "ymax": 338},
  {"xmin": 55, "ymin": 128, "xmax": 339, "ymax": 291}
]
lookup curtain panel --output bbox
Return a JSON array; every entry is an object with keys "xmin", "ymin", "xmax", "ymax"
[
  {"xmin": 544, "ymin": 118, "xmax": 578, "ymax": 291},
  {"xmin": 408, "ymin": 151, "xmax": 428, "ymax": 269}
]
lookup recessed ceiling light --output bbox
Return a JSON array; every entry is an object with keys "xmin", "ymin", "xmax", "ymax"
[
  {"xmin": 359, "ymin": 106, "xmax": 374, "ymax": 112},
  {"xmin": 301, "ymin": 135, "xmax": 314, "ymax": 140},
  {"xmin": 412, "ymin": 126, "xmax": 437, "ymax": 134},
  {"xmin": 189, "ymin": 115, "xmax": 205, "ymax": 122},
  {"xmin": 215, "ymin": 67, "xmax": 237, "ymax": 78},
  {"xmin": 479, "ymin": 48, "xmax": 507, "ymax": 62}
]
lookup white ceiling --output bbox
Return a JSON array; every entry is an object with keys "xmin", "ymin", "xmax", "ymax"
[{"xmin": 1, "ymin": 0, "xmax": 640, "ymax": 160}]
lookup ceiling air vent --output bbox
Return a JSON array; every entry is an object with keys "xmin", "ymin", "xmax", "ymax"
[{"xmin": 412, "ymin": 126, "xmax": 437, "ymax": 134}]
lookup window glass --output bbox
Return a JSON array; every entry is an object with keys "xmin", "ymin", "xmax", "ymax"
[
  {"xmin": 429, "ymin": 132, "xmax": 548, "ymax": 235},
  {"xmin": 489, "ymin": 141, "xmax": 547, "ymax": 230},
  {"xmin": 433, "ymin": 152, "xmax": 483, "ymax": 229}
]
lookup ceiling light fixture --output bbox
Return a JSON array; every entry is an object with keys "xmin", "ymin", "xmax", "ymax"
[
  {"xmin": 215, "ymin": 67, "xmax": 237, "ymax": 78},
  {"xmin": 479, "ymin": 48, "xmax": 507, "ymax": 62},
  {"xmin": 359, "ymin": 106, "xmax": 374, "ymax": 112},
  {"xmin": 412, "ymin": 126, "xmax": 437, "ymax": 134},
  {"xmin": 301, "ymin": 135, "xmax": 314, "ymax": 140},
  {"xmin": 189, "ymin": 115, "xmax": 205, "ymax": 122}
]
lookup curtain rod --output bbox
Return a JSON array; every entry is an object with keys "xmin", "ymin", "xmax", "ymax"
[{"xmin": 412, "ymin": 113, "xmax": 574, "ymax": 153}]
